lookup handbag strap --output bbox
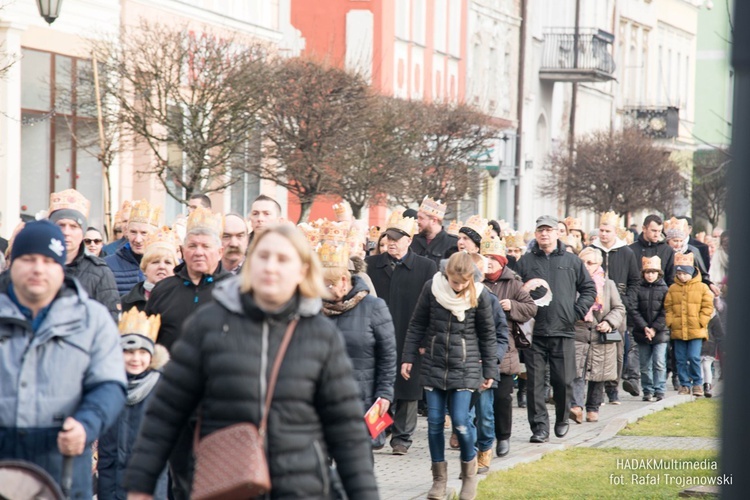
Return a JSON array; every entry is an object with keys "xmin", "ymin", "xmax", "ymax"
[{"xmin": 259, "ymin": 318, "xmax": 298, "ymax": 435}]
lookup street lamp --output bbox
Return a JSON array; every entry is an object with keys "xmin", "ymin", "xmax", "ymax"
[{"xmin": 36, "ymin": 0, "xmax": 64, "ymax": 25}]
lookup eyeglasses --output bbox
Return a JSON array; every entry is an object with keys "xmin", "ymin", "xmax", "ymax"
[
  {"xmin": 84, "ymin": 238, "xmax": 103, "ymax": 244},
  {"xmin": 584, "ymin": 261, "xmax": 599, "ymax": 266}
]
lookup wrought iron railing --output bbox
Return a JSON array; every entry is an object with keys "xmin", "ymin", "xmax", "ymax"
[{"xmin": 540, "ymin": 28, "xmax": 616, "ymax": 78}]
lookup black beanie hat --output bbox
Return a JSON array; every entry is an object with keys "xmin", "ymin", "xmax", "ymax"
[
  {"xmin": 459, "ymin": 226, "xmax": 482, "ymax": 249},
  {"xmin": 10, "ymin": 220, "xmax": 67, "ymax": 267}
]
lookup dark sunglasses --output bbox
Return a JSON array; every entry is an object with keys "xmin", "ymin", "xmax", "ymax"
[{"xmin": 84, "ymin": 238, "xmax": 103, "ymax": 244}]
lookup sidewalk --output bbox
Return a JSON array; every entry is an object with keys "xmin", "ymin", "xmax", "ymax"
[{"xmin": 374, "ymin": 383, "xmax": 717, "ymax": 499}]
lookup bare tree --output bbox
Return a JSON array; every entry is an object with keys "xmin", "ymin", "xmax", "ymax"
[
  {"xmin": 692, "ymin": 148, "xmax": 730, "ymax": 229},
  {"xmin": 257, "ymin": 58, "xmax": 371, "ymax": 222},
  {"xmin": 92, "ymin": 20, "xmax": 271, "ymax": 203},
  {"xmin": 540, "ymin": 127, "xmax": 687, "ymax": 218}
]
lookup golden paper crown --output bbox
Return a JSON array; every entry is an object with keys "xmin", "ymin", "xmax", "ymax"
[
  {"xmin": 120, "ymin": 200, "xmax": 132, "ymax": 219},
  {"xmin": 642, "ymin": 255, "xmax": 662, "ymax": 271},
  {"xmin": 368, "ymin": 226, "xmax": 382, "ymax": 241},
  {"xmin": 129, "ymin": 200, "xmax": 161, "ymax": 227},
  {"xmin": 347, "ymin": 221, "xmax": 367, "ymax": 252},
  {"xmin": 462, "ymin": 215, "xmax": 488, "ymax": 236},
  {"xmin": 332, "ymin": 200, "xmax": 353, "ymax": 223},
  {"xmin": 564, "ymin": 216, "xmax": 582, "ymax": 231},
  {"xmin": 663, "ymin": 217, "xmax": 689, "ymax": 239},
  {"xmin": 144, "ymin": 226, "xmax": 179, "ymax": 255},
  {"xmin": 49, "ymin": 189, "xmax": 91, "ymax": 218},
  {"xmin": 386, "ymin": 211, "xmax": 417, "ymax": 237},
  {"xmin": 185, "ymin": 206, "xmax": 223, "ymax": 235},
  {"xmin": 446, "ymin": 220, "xmax": 462, "ymax": 236},
  {"xmin": 419, "ymin": 196, "xmax": 447, "ymax": 220},
  {"xmin": 599, "ymin": 211, "xmax": 620, "ymax": 227},
  {"xmin": 523, "ymin": 231, "xmax": 535, "ymax": 243},
  {"xmin": 496, "ymin": 219, "xmax": 511, "ymax": 236},
  {"xmin": 674, "ymin": 252, "xmax": 694, "ymax": 268},
  {"xmin": 114, "ymin": 210, "xmax": 124, "ymax": 225},
  {"xmin": 298, "ymin": 222, "xmax": 320, "ymax": 248},
  {"xmin": 503, "ymin": 231, "xmax": 525, "ymax": 249},
  {"xmin": 316, "ymin": 219, "xmax": 350, "ymax": 267},
  {"xmin": 480, "ymin": 227, "xmax": 506, "ymax": 256},
  {"xmin": 118, "ymin": 307, "xmax": 161, "ymax": 343}
]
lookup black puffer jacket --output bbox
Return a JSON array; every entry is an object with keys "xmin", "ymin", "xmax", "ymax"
[
  {"xmin": 66, "ymin": 244, "xmax": 120, "ymax": 321},
  {"xmin": 124, "ymin": 278, "xmax": 378, "ymax": 499},
  {"xmin": 630, "ymin": 233, "xmax": 676, "ymax": 285},
  {"xmin": 402, "ymin": 276, "xmax": 498, "ymax": 390},
  {"xmin": 629, "ymin": 278, "xmax": 670, "ymax": 344},
  {"xmin": 514, "ymin": 241, "xmax": 597, "ymax": 338},
  {"xmin": 324, "ymin": 275, "xmax": 397, "ymax": 406}
]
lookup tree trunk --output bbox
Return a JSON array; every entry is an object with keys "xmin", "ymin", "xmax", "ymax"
[
  {"xmin": 350, "ymin": 202, "xmax": 364, "ymax": 220},
  {"xmin": 297, "ymin": 201, "xmax": 313, "ymax": 224}
]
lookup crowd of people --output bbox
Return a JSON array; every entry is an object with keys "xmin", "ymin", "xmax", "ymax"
[{"xmin": 0, "ymin": 188, "xmax": 729, "ymax": 500}]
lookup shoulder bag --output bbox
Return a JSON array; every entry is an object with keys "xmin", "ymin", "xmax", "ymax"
[
  {"xmin": 598, "ymin": 329, "xmax": 623, "ymax": 344},
  {"xmin": 191, "ymin": 319, "xmax": 299, "ymax": 500}
]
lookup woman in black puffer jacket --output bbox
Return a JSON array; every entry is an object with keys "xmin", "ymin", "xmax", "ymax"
[
  {"xmin": 402, "ymin": 252, "xmax": 497, "ymax": 500},
  {"xmin": 124, "ymin": 225, "xmax": 379, "ymax": 500}
]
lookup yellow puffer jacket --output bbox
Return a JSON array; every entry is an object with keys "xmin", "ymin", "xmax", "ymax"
[{"xmin": 664, "ymin": 271, "xmax": 714, "ymax": 341}]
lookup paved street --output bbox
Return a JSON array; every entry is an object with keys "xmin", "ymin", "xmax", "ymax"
[{"xmin": 374, "ymin": 384, "xmax": 714, "ymax": 499}]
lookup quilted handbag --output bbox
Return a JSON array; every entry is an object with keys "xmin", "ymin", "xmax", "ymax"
[{"xmin": 191, "ymin": 319, "xmax": 298, "ymax": 500}]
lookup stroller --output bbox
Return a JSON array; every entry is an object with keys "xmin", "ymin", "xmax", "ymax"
[{"xmin": 0, "ymin": 457, "xmax": 73, "ymax": 500}]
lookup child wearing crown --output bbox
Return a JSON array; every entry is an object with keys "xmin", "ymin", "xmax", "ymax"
[{"xmin": 97, "ymin": 309, "xmax": 169, "ymax": 499}]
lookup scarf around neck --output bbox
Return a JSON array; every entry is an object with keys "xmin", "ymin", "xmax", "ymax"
[
  {"xmin": 584, "ymin": 266, "xmax": 606, "ymax": 323},
  {"xmin": 127, "ymin": 369, "xmax": 160, "ymax": 406},
  {"xmin": 322, "ymin": 288, "xmax": 369, "ymax": 316},
  {"xmin": 431, "ymin": 272, "xmax": 482, "ymax": 322}
]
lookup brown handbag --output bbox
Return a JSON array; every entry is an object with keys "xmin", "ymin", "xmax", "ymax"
[{"xmin": 191, "ymin": 319, "xmax": 299, "ymax": 500}]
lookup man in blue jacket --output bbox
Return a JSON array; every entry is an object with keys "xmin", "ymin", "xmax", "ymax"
[{"xmin": 0, "ymin": 221, "xmax": 126, "ymax": 498}]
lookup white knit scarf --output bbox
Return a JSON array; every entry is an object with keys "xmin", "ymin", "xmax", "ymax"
[{"xmin": 430, "ymin": 272, "xmax": 482, "ymax": 321}]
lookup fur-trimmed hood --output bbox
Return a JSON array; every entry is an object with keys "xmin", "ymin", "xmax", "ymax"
[{"xmin": 150, "ymin": 344, "xmax": 170, "ymax": 370}]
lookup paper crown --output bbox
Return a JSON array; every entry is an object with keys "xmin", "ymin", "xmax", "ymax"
[
  {"xmin": 642, "ymin": 255, "xmax": 662, "ymax": 271},
  {"xmin": 347, "ymin": 221, "xmax": 367, "ymax": 251},
  {"xmin": 446, "ymin": 220, "xmax": 462, "ymax": 236},
  {"xmin": 599, "ymin": 211, "xmax": 620, "ymax": 227},
  {"xmin": 120, "ymin": 200, "xmax": 132, "ymax": 220},
  {"xmin": 561, "ymin": 234, "xmax": 581, "ymax": 250},
  {"xmin": 185, "ymin": 206, "xmax": 223, "ymax": 236},
  {"xmin": 503, "ymin": 231, "xmax": 525, "ymax": 249},
  {"xmin": 332, "ymin": 200, "xmax": 353, "ymax": 223},
  {"xmin": 298, "ymin": 222, "xmax": 320, "ymax": 248},
  {"xmin": 664, "ymin": 217, "xmax": 689, "ymax": 240},
  {"xmin": 316, "ymin": 219, "xmax": 350, "ymax": 268},
  {"xmin": 616, "ymin": 227, "xmax": 634, "ymax": 244},
  {"xmin": 49, "ymin": 189, "xmax": 91, "ymax": 218},
  {"xmin": 144, "ymin": 226, "xmax": 179, "ymax": 255},
  {"xmin": 386, "ymin": 211, "xmax": 417, "ymax": 237},
  {"xmin": 462, "ymin": 215, "xmax": 488, "ymax": 236},
  {"xmin": 419, "ymin": 196, "xmax": 447, "ymax": 220},
  {"xmin": 674, "ymin": 252, "xmax": 694, "ymax": 267},
  {"xmin": 495, "ymin": 219, "xmax": 511, "ymax": 236},
  {"xmin": 480, "ymin": 227, "xmax": 506, "ymax": 256},
  {"xmin": 118, "ymin": 307, "xmax": 161, "ymax": 343},
  {"xmin": 129, "ymin": 200, "xmax": 161, "ymax": 228},
  {"xmin": 523, "ymin": 231, "xmax": 535, "ymax": 243},
  {"xmin": 564, "ymin": 216, "xmax": 582, "ymax": 231},
  {"xmin": 368, "ymin": 226, "xmax": 382, "ymax": 241}
]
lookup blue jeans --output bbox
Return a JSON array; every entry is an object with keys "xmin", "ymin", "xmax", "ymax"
[
  {"xmin": 425, "ymin": 389, "xmax": 476, "ymax": 462},
  {"xmin": 673, "ymin": 339, "xmax": 703, "ymax": 387},
  {"xmin": 638, "ymin": 342, "xmax": 667, "ymax": 395},
  {"xmin": 473, "ymin": 389, "xmax": 495, "ymax": 452}
]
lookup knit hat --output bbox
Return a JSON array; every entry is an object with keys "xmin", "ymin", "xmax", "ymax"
[
  {"xmin": 48, "ymin": 189, "xmax": 90, "ymax": 229},
  {"xmin": 10, "ymin": 220, "xmax": 67, "ymax": 267}
]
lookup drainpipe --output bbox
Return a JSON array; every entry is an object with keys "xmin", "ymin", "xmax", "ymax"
[
  {"xmin": 513, "ymin": 0, "xmax": 527, "ymax": 228},
  {"xmin": 566, "ymin": 0, "xmax": 581, "ymax": 215}
]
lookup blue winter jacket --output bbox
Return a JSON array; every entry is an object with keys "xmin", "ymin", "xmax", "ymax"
[
  {"xmin": 105, "ymin": 243, "xmax": 145, "ymax": 296},
  {"xmin": 0, "ymin": 276, "xmax": 127, "ymax": 499}
]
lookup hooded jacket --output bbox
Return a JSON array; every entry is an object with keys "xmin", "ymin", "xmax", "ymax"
[
  {"xmin": 514, "ymin": 241, "xmax": 597, "ymax": 338},
  {"xmin": 123, "ymin": 277, "xmax": 379, "ymax": 499},
  {"xmin": 590, "ymin": 238, "xmax": 640, "ymax": 312},
  {"xmin": 665, "ymin": 271, "xmax": 714, "ymax": 341},
  {"xmin": 66, "ymin": 243, "xmax": 121, "ymax": 321},
  {"xmin": 630, "ymin": 233, "xmax": 676, "ymax": 285},
  {"xmin": 0, "ymin": 276, "xmax": 127, "ymax": 499},
  {"xmin": 105, "ymin": 243, "xmax": 145, "ymax": 297},
  {"xmin": 410, "ymin": 228, "xmax": 459, "ymax": 267},
  {"xmin": 629, "ymin": 277, "xmax": 670, "ymax": 345}
]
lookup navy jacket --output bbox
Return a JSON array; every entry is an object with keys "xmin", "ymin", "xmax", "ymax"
[{"xmin": 105, "ymin": 244, "xmax": 144, "ymax": 297}]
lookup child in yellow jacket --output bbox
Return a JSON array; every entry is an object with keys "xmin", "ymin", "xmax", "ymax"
[{"xmin": 664, "ymin": 252, "xmax": 714, "ymax": 397}]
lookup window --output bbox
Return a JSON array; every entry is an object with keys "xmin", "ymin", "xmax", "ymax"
[
  {"xmin": 21, "ymin": 49, "xmax": 103, "ymax": 227},
  {"xmin": 433, "ymin": 0, "xmax": 446, "ymax": 52},
  {"xmin": 395, "ymin": 0, "xmax": 410, "ymax": 39},
  {"xmin": 411, "ymin": 0, "xmax": 425, "ymax": 45}
]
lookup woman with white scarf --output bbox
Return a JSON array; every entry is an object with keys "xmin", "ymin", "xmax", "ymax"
[{"xmin": 401, "ymin": 252, "xmax": 497, "ymax": 500}]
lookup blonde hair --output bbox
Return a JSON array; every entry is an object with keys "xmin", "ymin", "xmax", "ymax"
[
  {"xmin": 445, "ymin": 252, "xmax": 478, "ymax": 308},
  {"xmin": 578, "ymin": 247, "xmax": 603, "ymax": 265},
  {"xmin": 140, "ymin": 246, "xmax": 178, "ymax": 272},
  {"xmin": 322, "ymin": 266, "xmax": 350, "ymax": 284},
  {"xmin": 240, "ymin": 224, "xmax": 328, "ymax": 298}
]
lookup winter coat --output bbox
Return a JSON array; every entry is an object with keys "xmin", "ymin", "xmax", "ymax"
[
  {"xmin": 573, "ymin": 279, "xmax": 625, "ymax": 383},
  {"xmin": 484, "ymin": 266, "xmax": 538, "ymax": 375},
  {"xmin": 105, "ymin": 243, "xmax": 145, "ymax": 297},
  {"xmin": 689, "ymin": 236, "xmax": 711, "ymax": 272},
  {"xmin": 66, "ymin": 243, "xmax": 121, "ymax": 321},
  {"xmin": 365, "ymin": 250, "xmax": 438, "ymax": 400},
  {"xmin": 145, "ymin": 262, "xmax": 231, "ymax": 351},
  {"xmin": 0, "ymin": 276, "xmax": 127, "ymax": 499},
  {"xmin": 410, "ymin": 229, "xmax": 459, "ymax": 267},
  {"xmin": 514, "ymin": 241, "xmax": 597, "ymax": 339},
  {"xmin": 97, "ymin": 347, "xmax": 170, "ymax": 500},
  {"xmin": 121, "ymin": 281, "xmax": 147, "ymax": 312},
  {"xmin": 630, "ymin": 233, "xmax": 676, "ymax": 285},
  {"xmin": 402, "ymin": 278, "xmax": 498, "ymax": 390},
  {"xmin": 590, "ymin": 239, "xmax": 640, "ymax": 312},
  {"xmin": 102, "ymin": 236, "xmax": 127, "ymax": 257},
  {"xmin": 324, "ymin": 275, "xmax": 397, "ymax": 406},
  {"xmin": 629, "ymin": 278, "xmax": 670, "ymax": 345},
  {"xmin": 665, "ymin": 272, "xmax": 714, "ymax": 341},
  {"xmin": 123, "ymin": 278, "xmax": 379, "ymax": 499},
  {"xmin": 704, "ymin": 315, "xmax": 723, "ymax": 357}
]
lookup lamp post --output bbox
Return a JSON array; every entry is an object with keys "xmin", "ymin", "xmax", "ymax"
[{"xmin": 36, "ymin": 0, "xmax": 64, "ymax": 25}]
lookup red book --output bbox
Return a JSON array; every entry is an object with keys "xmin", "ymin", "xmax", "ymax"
[{"xmin": 364, "ymin": 398, "xmax": 393, "ymax": 439}]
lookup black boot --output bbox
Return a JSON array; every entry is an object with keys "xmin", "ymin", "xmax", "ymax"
[
  {"xmin": 704, "ymin": 383, "xmax": 713, "ymax": 398},
  {"xmin": 517, "ymin": 378, "xmax": 527, "ymax": 408}
]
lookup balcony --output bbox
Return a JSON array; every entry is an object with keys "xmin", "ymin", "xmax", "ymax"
[
  {"xmin": 539, "ymin": 28, "xmax": 616, "ymax": 83},
  {"xmin": 623, "ymin": 106, "xmax": 679, "ymax": 139}
]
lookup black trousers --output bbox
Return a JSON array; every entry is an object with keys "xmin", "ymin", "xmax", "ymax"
[
  {"xmin": 526, "ymin": 336, "xmax": 576, "ymax": 433},
  {"xmin": 493, "ymin": 374, "xmax": 514, "ymax": 441},
  {"xmin": 168, "ymin": 424, "xmax": 195, "ymax": 500}
]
